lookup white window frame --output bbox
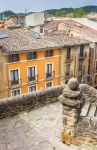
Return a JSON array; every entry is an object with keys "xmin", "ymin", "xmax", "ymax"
[
  {"xmin": 45, "ymin": 81, "xmax": 53, "ymax": 89},
  {"xmin": 10, "ymin": 88, "xmax": 21, "ymax": 97},
  {"xmin": 9, "ymin": 68, "xmax": 20, "ymax": 84},
  {"xmin": 27, "ymin": 65, "xmax": 37, "ymax": 78},
  {"xmin": 28, "ymin": 84, "xmax": 37, "ymax": 93},
  {"xmin": 45, "ymin": 62, "xmax": 53, "ymax": 74}
]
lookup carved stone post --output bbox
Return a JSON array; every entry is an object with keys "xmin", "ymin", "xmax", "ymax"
[{"xmin": 58, "ymin": 78, "xmax": 84, "ymax": 145}]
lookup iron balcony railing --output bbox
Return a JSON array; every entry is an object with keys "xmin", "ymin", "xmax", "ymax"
[
  {"xmin": 9, "ymin": 79, "xmax": 22, "ymax": 89},
  {"xmin": 45, "ymin": 71, "xmax": 55, "ymax": 80},
  {"xmin": 27, "ymin": 75, "xmax": 38, "ymax": 84}
]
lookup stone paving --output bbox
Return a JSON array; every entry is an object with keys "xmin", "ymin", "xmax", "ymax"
[{"xmin": 0, "ymin": 102, "xmax": 96, "ymax": 150}]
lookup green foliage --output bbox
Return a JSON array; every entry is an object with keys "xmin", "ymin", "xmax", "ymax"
[
  {"xmin": 54, "ymin": 10, "xmax": 66, "ymax": 17},
  {"xmin": 73, "ymin": 8, "xmax": 86, "ymax": 18},
  {"xmin": 0, "ymin": 10, "xmax": 16, "ymax": 20}
]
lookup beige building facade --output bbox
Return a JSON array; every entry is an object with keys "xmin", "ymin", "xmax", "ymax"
[{"xmin": 60, "ymin": 43, "xmax": 96, "ymax": 87}]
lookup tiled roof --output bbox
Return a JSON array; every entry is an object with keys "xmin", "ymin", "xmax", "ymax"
[{"xmin": 0, "ymin": 28, "xmax": 89, "ymax": 54}]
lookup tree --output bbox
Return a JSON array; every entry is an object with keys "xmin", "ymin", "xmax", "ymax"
[
  {"xmin": 55, "ymin": 10, "xmax": 66, "ymax": 17},
  {"xmin": 73, "ymin": 8, "xmax": 86, "ymax": 18}
]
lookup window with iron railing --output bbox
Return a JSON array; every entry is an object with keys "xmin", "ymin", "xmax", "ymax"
[
  {"xmin": 28, "ymin": 66, "xmax": 37, "ymax": 82},
  {"xmin": 8, "ymin": 54, "xmax": 20, "ymax": 62},
  {"xmin": 46, "ymin": 63, "xmax": 54, "ymax": 79},
  {"xmin": 46, "ymin": 82, "xmax": 53, "ymax": 89},
  {"xmin": 10, "ymin": 69, "xmax": 20, "ymax": 86},
  {"xmin": 11, "ymin": 89, "xmax": 20, "ymax": 97},
  {"xmin": 45, "ymin": 50, "xmax": 54, "ymax": 57},
  {"xmin": 27, "ymin": 52, "xmax": 37, "ymax": 60},
  {"xmin": 29, "ymin": 85, "xmax": 36, "ymax": 92}
]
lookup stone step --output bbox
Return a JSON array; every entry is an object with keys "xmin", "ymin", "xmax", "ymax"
[
  {"xmin": 80, "ymin": 102, "xmax": 91, "ymax": 117},
  {"xmin": 87, "ymin": 104, "xmax": 97, "ymax": 117}
]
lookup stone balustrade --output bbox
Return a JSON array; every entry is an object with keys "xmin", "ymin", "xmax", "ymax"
[{"xmin": 59, "ymin": 78, "xmax": 97, "ymax": 146}]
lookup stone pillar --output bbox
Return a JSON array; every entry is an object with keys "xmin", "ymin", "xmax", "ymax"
[{"xmin": 58, "ymin": 78, "xmax": 84, "ymax": 145}]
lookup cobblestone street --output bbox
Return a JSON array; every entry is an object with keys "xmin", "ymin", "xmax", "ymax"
[{"xmin": 0, "ymin": 102, "xmax": 96, "ymax": 150}]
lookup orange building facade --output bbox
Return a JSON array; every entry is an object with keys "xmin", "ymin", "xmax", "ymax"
[{"xmin": 1, "ymin": 49, "xmax": 60, "ymax": 98}]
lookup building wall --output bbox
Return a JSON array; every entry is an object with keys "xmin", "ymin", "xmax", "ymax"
[
  {"xmin": 25, "ymin": 13, "xmax": 45, "ymax": 26},
  {"xmin": 1, "ymin": 49, "xmax": 60, "ymax": 98},
  {"xmin": 0, "ymin": 53, "xmax": 7, "ymax": 98},
  {"xmin": 60, "ymin": 44, "xmax": 91, "ymax": 85},
  {"xmin": 4, "ymin": 16, "xmax": 25, "ymax": 25},
  {"xmin": 31, "ymin": 26, "xmax": 44, "ymax": 35},
  {"xmin": 60, "ymin": 47, "xmax": 76, "ymax": 84}
]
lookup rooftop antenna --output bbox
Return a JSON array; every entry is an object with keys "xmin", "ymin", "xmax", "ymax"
[
  {"xmin": 2, "ymin": 12, "xmax": 4, "ymax": 20},
  {"xmin": 25, "ymin": 9, "xmax": 29, "ymax": 15}
]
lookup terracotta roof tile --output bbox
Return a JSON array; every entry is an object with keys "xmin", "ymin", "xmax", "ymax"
[{"xmin": 0, "ymin": 28, "xmax": 89, "ymax": 54}]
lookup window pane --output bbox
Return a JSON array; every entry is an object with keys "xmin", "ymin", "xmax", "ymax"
[
  {"xmin": 11, "ymin": 89, "xmax": 20, "ymax": 96},
  {"xmin": 29, "ymin": 86, "xmax": 36, "ymax": 92},
  {"xmin": 46, "ymin": 82, "xmax": 52, "ymax": 88}
]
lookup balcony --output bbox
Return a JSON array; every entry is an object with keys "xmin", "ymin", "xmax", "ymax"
[
  {"xmin": 27, "ymin": 75, "xmax": 38, "ymax": 84},
  {"xmin": 9, "ymin": 79, "xmax": 22, "ymax": 89},
  {"xmin": 45, "ymin": 71, "xmax": 55, "ymax": 80}
]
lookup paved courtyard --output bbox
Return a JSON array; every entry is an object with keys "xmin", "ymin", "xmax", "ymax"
[{"xmin": 0, "ymin": 102, "xmax": 96, "ymax": 150}]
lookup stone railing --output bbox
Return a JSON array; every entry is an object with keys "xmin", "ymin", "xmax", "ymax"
[
  {"xmin": 58, "ymin": 78, "xmax": 97, "ymax": 146},
  {"xmin": 0, "ymin": 85, "xmax": 64, "ymax": 119}
]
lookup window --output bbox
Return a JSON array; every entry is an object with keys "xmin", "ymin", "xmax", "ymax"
[
  {"xmin": 27, "ymin": 52, "xmax": 37, "ymax": 60},
  {"xmin": 79, "ymin": 61, "xmax": 83, "ymax": 71},
  {"xmin": 46, "ymin": 82, "xmax": 53, "ymax": 89},
  {"xmin": 10, "ymin": 69, "xmax": 20, "ymax": 86},
  {"xmin": 96, "ymin": 61, "xmax": 97, "ymax": 71},
  {"xmin": 80, "ymin": 45, "xmax": 84, "ymax": 57},
  {"xmin": 67, "ymin": 47, "xmax": 71, "ymax": 60},
  {"xmin": 78, "ymin": 75, "xmax": 83, "ymax": 83},
  {"xmin": 28, "ymin": 85, "xmax": 36, "ymax": 92},
  {"xmin": 8, "ymin": 54, "xmax": 19, "ymax": 62},
  {"xmin": 66, "ymin": 64, "xmax": 70, "ymax": 76},
  {"xmin": 40, "ymin": 26, "xmax": 43, "ymax": 33},
  {"xmin": 46, "ymin": 63, "xmax": 53, "ymax": 78},
  {"xmin": 11, "ymin": 89, "xmax": 20, "ymax": 97},
  {"xmin": 45, "ymin": 50, "xmax": 54, "ymax": 57},
  {"xmin": 28, "ymin": 66, "xmax": 37, "ymax": 82}
]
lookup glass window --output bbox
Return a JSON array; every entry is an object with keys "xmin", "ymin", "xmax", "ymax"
[
  {"xmin": 67, "ymin": 47, "xmax": 71, "ymax": 60},
  {"xmin": 27, "ymin": 52, "xmax": 37, "ymax": 60},
  {"xmin": 80, "ymin": 45, "xmax": 84, "ymax": 57},
  {"xmin": 40, "ymin": 26, "xmax": 43, "ymax": 33},
  {"xmin": 10, "ymin": 69, "xmax": 19, "ymax": 86},
  {"xmin": 28, "ymin": 66, "xmax": 36, "ymax": 82},
  {"xmin": 29, "ymin": 85, "xmax": 36, "ymax": 92},
  {"xmin": 8, "ymin": 54, "xmax": 19, "ymax": 62},
  {"xmin": 11, "ymin": 89, "xmax": 20, "ymax": 96},
  {"xmin": 46, "ymin": 82, "xmax": 53, "ymax": 88},
  {"xmin": 45, "ymin": 50, "xmax": 54, "ymax": 57},
  {"xmin": 46, "ymin": 64, "xmax": 53, "ymax": 78}
]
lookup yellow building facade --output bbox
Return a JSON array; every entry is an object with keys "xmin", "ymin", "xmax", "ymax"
[{"xmin": 1, "ymin": 49, "xmax": 60, "ymax": 98}]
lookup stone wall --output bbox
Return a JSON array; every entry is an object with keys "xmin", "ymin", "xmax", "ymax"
[
  {"xmin": 0, "ymin": 85, "xmax": 64, "ymax": 119},
  {"xmin": 59, "ymin": 78, "xmax": 97, "ymax": 146}
]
